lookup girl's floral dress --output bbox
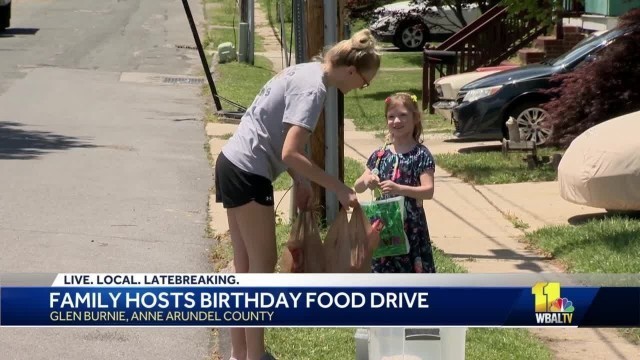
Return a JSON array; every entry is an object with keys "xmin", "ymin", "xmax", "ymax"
[{"xmin": 366, "ymin": 143, "xmax": 436, "ymax": 273}]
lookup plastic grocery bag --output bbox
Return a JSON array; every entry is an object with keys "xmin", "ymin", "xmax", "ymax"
[
  {"xmin": 360, "ymin": 196, "xmax": 410, "ymax": 259},
  {"xmin": 279, "ymin": 210, "xmax": 325, "ymax": 273}
]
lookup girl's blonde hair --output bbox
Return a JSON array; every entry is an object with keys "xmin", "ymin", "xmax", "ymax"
[
  {"xmin": 385, "ymin": 92, "xmax": 423, "ymax": 143},
  {"xmin": 320, "ymin": 29, "xmax": 381, "ymax": 74}
]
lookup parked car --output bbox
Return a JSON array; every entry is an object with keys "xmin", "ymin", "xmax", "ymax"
[
  {"xmin": 0, "ymin": 0, "xmax": 10, "ymax": 31},
  {"xmin": 433, "ymin": 65, "xmax": 518, "ymax": 122},
  {"xmin": 369, "ymin": 2, "xmax": 482, "ymax": 51},
  {"xmin": 452, "ymin": 29, "xmax": 623, "ymax": 145},
  {"xmin": 558, "ymin": 110, "xmax": 640, "ymax": 212}
]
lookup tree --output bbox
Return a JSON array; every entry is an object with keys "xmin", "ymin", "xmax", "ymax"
[
  {"xmin": 542, "ymin": 8, "xmax": 640, "ymax": 148},
  {"xmin": 346, "ymin": 1, "xmax": 502, "ymax": 29},
  {"xmin": 347, "ymin": 1, "xmax": 587, "ymax": 34},
  {"xmin": 500, "ymin": 0, "xmax": 587, "ymax": 32}
]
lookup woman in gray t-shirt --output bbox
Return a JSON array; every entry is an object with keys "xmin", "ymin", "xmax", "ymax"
[{"xmin": 214, "ymin": 29, "xmax": 380, "ymax": 360}]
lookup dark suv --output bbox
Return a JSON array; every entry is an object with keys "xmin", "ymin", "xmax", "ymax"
[{"xmin": 452, "ymin": 28, "xmax": 633, "ymax": 144}]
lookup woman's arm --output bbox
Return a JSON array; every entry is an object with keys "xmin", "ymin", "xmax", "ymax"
[
  {"xmin": 379, "ymin": 170, "xmax": 435, "ymax": 200},
  {"xmin": 287, "ymin": 168, "xmax": 305, "ymax": 185},
  {"xmin": 282, "ymin": 125, "xmax": 344, "ymax": 194}
]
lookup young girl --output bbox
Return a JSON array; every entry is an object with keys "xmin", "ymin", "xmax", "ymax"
[{"xmin": 354, "ymin": 92, "xmax": 436, "ymax": 273}]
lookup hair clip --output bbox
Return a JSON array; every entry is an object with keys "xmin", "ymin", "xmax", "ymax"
[{"xmin": 410, "ymin": 94, "xmax": 418, "ymax": 104}]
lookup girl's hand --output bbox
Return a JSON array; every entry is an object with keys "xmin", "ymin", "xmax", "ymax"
[
  {"xmin": 365, "ymin": 174, "xmax": 380, "ymax": 190},
  {"xmin": 294, "ymin": 177, "xmax": 312, "ymax": 211},
  {"xmin": 379, "ymin": 180, "xmax": 400, "ymax": 196}
]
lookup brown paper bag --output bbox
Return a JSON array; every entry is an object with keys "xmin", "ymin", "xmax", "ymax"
[
  {"xmin": 324, "ymin": 209, "xmax": 352, "ymax": 273},
  {"xmin": 279, "ymin": 210, "xmax": 325, "ymax": 273},
  {"xmin": 324, "ymin": 205, "xmax": 383, "ymax": 273},
  {"xmin": 302, "ymin": 211, "xmax": 326, "ymax": 273},
  {"xmin": 351, "ymin": 204, "xmax": 385, "ymax": 272},
  {"xmin": 349, "ymin": 204, "xmax": 379, "ymax": 273}
]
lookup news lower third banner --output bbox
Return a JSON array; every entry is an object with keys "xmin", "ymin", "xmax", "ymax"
[{"xmin": 1, "ymin": 274, "xmax": 639, "ymax": 327}]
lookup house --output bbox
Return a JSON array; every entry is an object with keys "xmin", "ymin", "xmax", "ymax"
[{"xmin": 577, "ymin": 0, "xmax": 640, "ymax": 31}]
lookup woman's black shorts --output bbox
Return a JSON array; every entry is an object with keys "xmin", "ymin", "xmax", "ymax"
[{"xmin": 214, "ymin": 151, "xmax": 275, "ymax": 208}]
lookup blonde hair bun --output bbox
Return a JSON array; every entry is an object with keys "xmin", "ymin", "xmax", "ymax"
[
  {"xmin": 321, "ymin": 28, "xmax": 381, "ymax": 74},
  {"xmin": 350, "ymin": 29, "xmax": 376, "ymax": 52}
]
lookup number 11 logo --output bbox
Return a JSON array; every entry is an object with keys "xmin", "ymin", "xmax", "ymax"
[{"xmin": 532, "ymin": 282, "xmax": 561, "ymax": 312}]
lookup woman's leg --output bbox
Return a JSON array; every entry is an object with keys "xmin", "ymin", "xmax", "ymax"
[
  {"xmin": 228, "ymin": 211, "xmax": 250, "ymax": 360},
  {"xmin": 228, "ymin": 201, "xmax": 277, "ymax": 360}
]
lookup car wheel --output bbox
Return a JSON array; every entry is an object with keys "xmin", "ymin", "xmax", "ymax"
[
  {"xmin": 393, "ymin": 20, "xmax": 428, "ymax": 52},
  {"xmin": 507, "ymin": 102, "xmax": 552, "ymax": 145}
]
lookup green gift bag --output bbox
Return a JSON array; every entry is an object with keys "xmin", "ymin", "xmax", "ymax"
[{"xmin": 360, "ymin": 196, "xmax": 410, "ymax": 258}]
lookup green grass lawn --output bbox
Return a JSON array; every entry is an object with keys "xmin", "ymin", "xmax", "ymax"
[
  {"xmin": 205, "ymin": 26, "xmax": 265, "ymax": 53},
  {"xmin": 525, "ymin": 215, "xmax": 640, "ymax": 344},
  {"xmin": 381, "ymin": 52, "xmax": 423, "ymax": 68},
  {"xmin": 346, "ymin": 69, "xmax": 424, "ymax": 131},
  {"xmin": 205, "ymin": 0, "xmax": 238, "ymax": 27},
  {"xmin": 345, "ymin": 67, "xmax": 448, "ymax": 134},
  {"xmin": 425, "ymin": 113, "xmax": 455, "ymax": 134},
  {"xmin": 526, "ymin": 216, "xmax": 640, "ymax": 273},
  {"xmin": 211, "ymin": 55, "xmax": 274, "ymax": 110},
  {"xmin": 434, "ymin": 147, "xmax": 561, "ymax": 185},
  {"xmin": 273, "ymin": 157, "xmax": 365, "ymax": 191}
]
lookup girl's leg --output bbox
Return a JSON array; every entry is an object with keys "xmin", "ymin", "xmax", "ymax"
[
  {"xmin": 228, "ymin": 201, "xmax": 277, "ymax": 360},
  {"xmin": 227, "ymin": 211, "xmax": 250, "ymax": 360}
]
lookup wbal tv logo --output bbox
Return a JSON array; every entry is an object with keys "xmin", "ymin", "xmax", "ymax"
[{"xmin": 532, "ymin": 282, "xmax": 575, "ymax": 325}]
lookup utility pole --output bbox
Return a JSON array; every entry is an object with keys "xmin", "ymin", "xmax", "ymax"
[
  {"xmin": 238, "ymin": 0, "xmax": 254, "ymax": 64},
  {"xmin": 289, "ymin": 0, "xmax": 307, "ymax": 223},
  {"xmin": 306, "ymin": 0, "xmax": 327, "ymax": 222},
  {"xmin": 239, "ymin": 0, "xmax": 250, "ymax": 63},
  {"xmin": 288, "ymin": 0, "xmax": 344, "ymax": 225},
  {"xmin": 337, "ymin": 0, "xmax": 346, "ymax": 195},
  {"xmin": 240, "ymin": 0, "xmax": 248, "ymax": 22},
  {"xmin": 306, "ymin": 0, "xmax": 345, "ymax": 224},
  {"xmin": 248, "ymin": 0, "xmax": 255, "ymax": 65},
  {"xmin": 323, "ymin": 0, "xmax": 339, "ymax": 224}
]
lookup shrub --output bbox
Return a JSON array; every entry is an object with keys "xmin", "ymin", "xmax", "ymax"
[{"xmin": 542, "ymin": 9, "xmax": 640, "ymax": 148}]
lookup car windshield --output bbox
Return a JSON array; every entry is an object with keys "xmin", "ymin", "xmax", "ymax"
[{"xmin": 544, "ymin": 29, "xmax": 624, "ymax": 67}]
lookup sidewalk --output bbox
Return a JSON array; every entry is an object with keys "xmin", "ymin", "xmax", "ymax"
[
  {"xmin": 475, "ymin": 181, "xmax": 606, "ymax": 231},
  {"xmin": 254, "ymin": 2, "xmax": 294, "ymax": 73}
]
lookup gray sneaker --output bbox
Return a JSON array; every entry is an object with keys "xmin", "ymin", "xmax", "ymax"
[{"xmin": 260, "ymin": 353, "xmax": 276, "ymax": 360}]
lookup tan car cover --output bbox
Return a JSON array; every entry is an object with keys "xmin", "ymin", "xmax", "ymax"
[{"xmin": 558, "ymin": 110, "xmax": 640, "ymax": 211}]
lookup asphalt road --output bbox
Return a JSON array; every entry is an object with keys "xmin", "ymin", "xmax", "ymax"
[{"xmin": 0, "ymin": 0, "xmax": 213, "ymax": 358}]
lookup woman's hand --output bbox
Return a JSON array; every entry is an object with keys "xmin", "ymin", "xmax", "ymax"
[
  {"xmin": 294, "ymin": 177, "xmax": 312, "ymax": 211},
  {"xmin": 337, "ymin": 184, "xmax": 359, "ymax": 209},
  {"xmin": 379, "ymin": 180, "xmax": 400, "ymax": 196}
]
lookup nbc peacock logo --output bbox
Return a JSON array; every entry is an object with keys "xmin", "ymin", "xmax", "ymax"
[{"xmin": 532, "ymin": 282, "xmax": 575, "ymax": 325}]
